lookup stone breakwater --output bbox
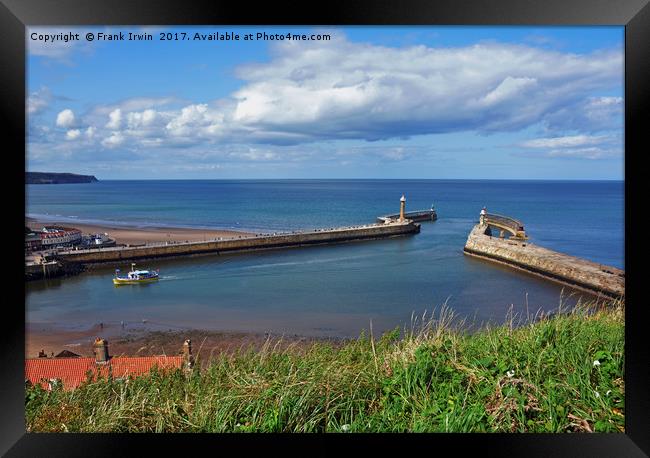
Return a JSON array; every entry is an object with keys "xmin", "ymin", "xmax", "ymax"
[
  {"xmin": 463, "ymin": 224, "xmax": 624, "ymax": 299},
  {"xmin": 56, "ymin": 221, "xmax": 421, "ymax": 265}
]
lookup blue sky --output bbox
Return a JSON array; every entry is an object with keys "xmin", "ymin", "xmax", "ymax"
[{"xmin": 27, "ymin": 26, "xmax": 624, "ymax": 180}]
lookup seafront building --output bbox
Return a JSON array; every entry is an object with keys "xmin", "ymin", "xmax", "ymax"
[
  {"xmin": 25, "ymin": 226, "xmax": 82, "ymax": 252},
  {"xmin": 39, "ymin": 226, "xmax": 82, "ymax": 248},
  {"xmin": 25, "ymin": 225, "xmax": 115, "ymax": 254},
  {"xmin": 24, "ymin": 229, "xmax": 42, "ymax": 252}
]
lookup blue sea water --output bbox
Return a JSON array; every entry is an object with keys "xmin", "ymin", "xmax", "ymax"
[{"xmin": 26, "ymin": 180, "xmax": 624, "ymax": 338}]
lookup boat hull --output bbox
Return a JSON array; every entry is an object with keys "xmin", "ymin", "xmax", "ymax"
[{"xmin": 113, "ymin": 277, "xmax": 159, "ymax": 285}]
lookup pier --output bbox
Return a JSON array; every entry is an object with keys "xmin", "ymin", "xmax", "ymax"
[
  {"xmin": 463, "ymin": 210, "xmax": 624, "ymax": 299},
  {"xmin": 25, "ymin": 260, "xmax": 60, "ymax": 280},
  {"xmin": 55, "ymin": 220, "xmax": 421, "ymax": 265},
  {"xmin": 45, "ymin": 195, "xmax": 431, "ymax": 267},
  {"xmin": 25, "ymin": 258, "xmax": 84, "ymax": 280},
  {"xmin": 377, "ymin": 209, "xmax": 437, "ymax": 223}
]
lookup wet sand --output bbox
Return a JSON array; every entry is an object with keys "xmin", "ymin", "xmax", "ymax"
[
  {"xmin": 26, "ymin": 217, "xmax": 255, "ymax": 245},
  {"xmin": 26, "ymin": 323, "xmax": 346, "ymax": 367}
]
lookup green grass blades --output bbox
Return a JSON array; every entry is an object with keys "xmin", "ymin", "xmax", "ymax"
[{"xmin": 25, "ymin": 300, "xmax": 624, "ymax": 433}]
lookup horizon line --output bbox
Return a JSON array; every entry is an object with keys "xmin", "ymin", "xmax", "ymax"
[{"xmin": 38, "ymin": 177, "xmax": 625, "ymax": 182}]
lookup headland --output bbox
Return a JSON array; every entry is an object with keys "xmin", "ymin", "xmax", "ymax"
[{"xmin": 26, "ymin": 172, "xmax": 98, "ymax": 184}]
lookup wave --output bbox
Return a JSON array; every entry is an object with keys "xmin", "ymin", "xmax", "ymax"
[{"xmin": 239, "ymin": 253, "xmax": 377, "ymax": 270}]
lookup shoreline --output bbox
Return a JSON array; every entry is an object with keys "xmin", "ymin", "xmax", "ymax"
[
  {"xmin": 26, "ymin": 322, "xmax": 346, "ymax": 365},
  {"xmin": 26, "ymin": 217, "xmax": 255, "ymax": 245}
]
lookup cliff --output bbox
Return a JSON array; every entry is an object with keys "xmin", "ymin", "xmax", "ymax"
[{"xmin": 26, "ymin": 172, "xmax": 98, "ymax": 184}]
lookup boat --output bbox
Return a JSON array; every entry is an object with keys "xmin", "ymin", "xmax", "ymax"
[{"xmin": 113, "ymin": 263, "xmax": 159, "ymax": 285}]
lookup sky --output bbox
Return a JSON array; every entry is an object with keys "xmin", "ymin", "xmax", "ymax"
[{"xmin": 26, "ymin": 26, "xmax": 624, "ymax": 180}]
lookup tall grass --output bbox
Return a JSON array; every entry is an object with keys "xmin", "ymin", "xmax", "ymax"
[{"xmin": 26, "ymin": 300, "xmax": 624, "ymax": 433}]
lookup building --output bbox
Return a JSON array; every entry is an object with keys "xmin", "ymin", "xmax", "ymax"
[
  {"xmin": 81, "ymin": 232, "xmax": 116, "ymax": 248},
  {"xmin": 25, "ymin": 338, "xmax": 193, "ymax": 391},
  {"xmin": 25, "ymin": 231, "xmax": 42, "ymax": 253},
  {"xmin": 38, "ymin": 226, "xmax": 82, "ymax": 249}
]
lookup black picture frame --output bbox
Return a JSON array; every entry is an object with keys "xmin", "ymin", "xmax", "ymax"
[{"xmin": 2, "ymin": 0, "xmax": 647, "ymax": 455}]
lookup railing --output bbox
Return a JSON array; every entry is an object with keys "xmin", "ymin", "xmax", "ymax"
[
  {"xmin": 54, "ymin": 221, "xmax": 405, "ymax": 256},
  {"xmin": 484, "ymin": 213, "xmax": 525, "ymax": 232}
]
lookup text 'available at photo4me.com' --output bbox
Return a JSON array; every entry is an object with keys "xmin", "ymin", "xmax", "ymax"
[{"xmin": 30, "ymin": 30, "xmax": 333, "ymax": 43}]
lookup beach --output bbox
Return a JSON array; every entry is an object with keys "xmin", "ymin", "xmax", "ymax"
[
  {"xmin": 26, "ymin": 322, "xmax": 343, "ymax": 366},
  {"xmin": 26, "ymin": 217, "xmax": 254, "ymax": 245}
]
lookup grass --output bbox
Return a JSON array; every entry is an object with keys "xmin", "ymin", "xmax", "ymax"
[{"xmin": 25, "ymin": 299, "xmax": 625, "ymax": 433}]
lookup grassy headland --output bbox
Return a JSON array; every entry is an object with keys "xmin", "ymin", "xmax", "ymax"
[{"xmin": 25, "ymin": 300, "xmax": 624, "ymax": 433}]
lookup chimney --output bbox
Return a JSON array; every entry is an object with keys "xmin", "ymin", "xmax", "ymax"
[
  {"xmin": 93, "ymin": 337, "xmax": 109, "ymax": 363},
  {"xmin": 183, "ymin": 339, "xmax": 194, "ymax": 370}
]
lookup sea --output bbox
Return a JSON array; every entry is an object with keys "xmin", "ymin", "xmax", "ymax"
[{"xmin": 26, "ymin": 179, "xmax": 624, "ymax": 338}]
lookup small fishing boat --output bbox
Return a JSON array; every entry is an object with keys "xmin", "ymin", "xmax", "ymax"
[{"xmin": 113, "ymin": 263, "xmax": 159, "ymax": 285}]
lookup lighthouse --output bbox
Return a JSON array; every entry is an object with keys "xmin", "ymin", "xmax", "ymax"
[
  {"xmin": 399, "ymin": 194, "xmax": 406, "ymax": 222},
  {"xmin": 480, "ymin": 206, "xmax": 487, "ymax": 225}
]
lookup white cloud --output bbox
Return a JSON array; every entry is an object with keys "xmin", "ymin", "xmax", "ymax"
[
  {"xmin": 228, "ymin": 149, "xmax": 279, "ymax": 161},
  {"xmin": 27, "ymin": 87, "xmax": 51, "ymax": 115},
  {"xmin": 519, "ymin": 135, "xmax": 608, "ymax": 148},
  {"xmin": 65, "ymin": 129, "xmax": 81, "ymax": 140},
  {"xmin": 106, "ymin": 109, "xmax": 122, "ymax": 129},
  {"xmin": 517, "ymin": 134, "xmax": 622, "ymax": 160},
  {"xmin": 226, "ymin": 38, "xmax": 622, "ymax": 142},
  {"xmin": 480, "ymin": 76, "xmax": 538, "ymax": 106},
  {"xmin": 127, "ymin": 109, "xmax": 157, "ymax": 128},
  {"xmin": 165, "ymin": 104, "xmax": 224, "ymax": 137},
  {"xmin": 55, "ymin": 109, "xmax": 75, "ymax": 128},
  {"xmin": 95, "ymin": 97, "xmax": 180, "ymax": 115},
  {"xmin": 33, "ymin": 34, "xmax": 623, "ymax": 166},
  {"xmin": 102, "ymin": 132, "xmax": 125, "ymax": 148}
]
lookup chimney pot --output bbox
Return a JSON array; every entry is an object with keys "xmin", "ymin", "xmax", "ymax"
[{"xmin": 93, "ymin": 337, "xmax": 109, "ymax": 363}]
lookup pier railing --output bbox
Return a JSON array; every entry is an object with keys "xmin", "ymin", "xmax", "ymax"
[
  {"xmin": 377, "ymin": 209, "xmax": 437, "ymax": 223},
  {"xmin": 53, "ymin": 220, "xmax": 419, "ymax": 262},
  {"xmin": 484, "ymin": 213, "xmax": 526, "ymax": 239}
]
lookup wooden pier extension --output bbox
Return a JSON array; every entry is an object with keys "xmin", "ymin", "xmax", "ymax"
[
  {"xmin": 463, "ymin": 215, "xmax": 624, "ymax": 299},
  {"xmin": 377, "ymin": 209, "xmax": 437, "ymax": 223}
]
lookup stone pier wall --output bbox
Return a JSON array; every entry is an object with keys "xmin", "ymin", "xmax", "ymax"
[
  {"xmin": 56, "ymin": 221, "xmax": 420, "ymax": 265},
  {"xmin": 464, "ymin": 224, "xmax": 624, "ymax": 299}
]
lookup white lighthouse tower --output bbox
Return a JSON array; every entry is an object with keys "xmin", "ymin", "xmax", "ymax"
[{"xmin": 399, "ymin": 195, "xmax": 406, "ymax": 222}]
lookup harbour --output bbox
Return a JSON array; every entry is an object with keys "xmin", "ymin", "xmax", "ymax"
[{"xmin": 26, "ymin": 179, "xmax": 624, "ymax": 341}]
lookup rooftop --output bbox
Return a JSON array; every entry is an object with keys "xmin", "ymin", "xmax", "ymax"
[{"xmin": 25, "ymin": 355, "xmax": 184, "ymax": 390}]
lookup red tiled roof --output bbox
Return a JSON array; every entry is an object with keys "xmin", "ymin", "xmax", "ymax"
[{"xmin": 25, "ymin": 355, "xmax": 184, "ymax": 390}]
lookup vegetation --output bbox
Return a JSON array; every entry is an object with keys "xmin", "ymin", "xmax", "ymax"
[{"xmin": 26, "ymin": 300, "xmax": 624, "ymax": 433}]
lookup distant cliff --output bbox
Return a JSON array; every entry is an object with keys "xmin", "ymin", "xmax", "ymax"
[{"xmin": 26, "ymin": 172, "xmax": 98, "ymax": 184}]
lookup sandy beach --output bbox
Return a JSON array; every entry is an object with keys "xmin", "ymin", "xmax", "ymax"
[
  {"xmin": 26, "ymin": 217, "xmax": 255, "ymax": 245},
  {"xmin": 26, "ymin": 323, "xmax": 345, "ymax": 367}
]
